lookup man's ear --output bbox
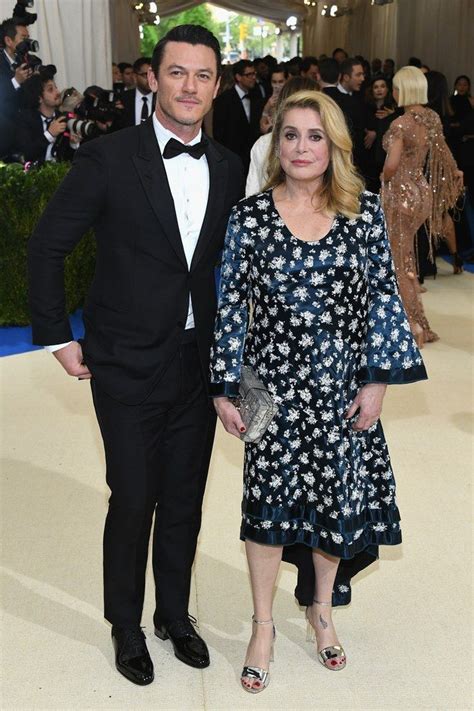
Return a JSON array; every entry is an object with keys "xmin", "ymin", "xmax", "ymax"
[{"xmin": 148, "ymin": 66, "xmax": 158, "ymax": 93}]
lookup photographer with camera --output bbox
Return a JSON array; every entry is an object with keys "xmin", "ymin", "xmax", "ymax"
[
  {"xmin": 0, "ymin": 16, "xmax": 33, "ymax": 156},
  {"xmin": 16, "ymin": 67, "xmax": 81, "ymax": 163}
]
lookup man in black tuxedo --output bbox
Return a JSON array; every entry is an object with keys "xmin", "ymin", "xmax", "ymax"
[
  {"xmin": 0, "ymin": 17, "xmax": 33, "ymax": 157},
  {"xmin": 115, "ymin": 56, "xmax": 156, "ymax": 129},
  {"xmin": 28, "ymin": 25, "xmax": 244, "ymax": 686},
  {"xmin": 212, "ymin": 59, "xmax": 264, "ymax": 172},
  {"xmin": 319, "ymin": 58, "xmax": 351, "ymax": 112},
  {"xmin": 337, "ymin": 58, "xmax": 375, "ymax": 180}
]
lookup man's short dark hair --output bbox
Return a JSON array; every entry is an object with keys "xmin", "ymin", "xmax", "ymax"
[
  {"xmin": 301, "ymin": 56, "xmax": 318, "ymax": 74},
  {"xmin": 118, "ymin": 62, "xmax": 132, "ymax": 73},
  {"xmin": 318, "ymin": 58, "xmax": 340, "ymax": 84},
  {"xmin": 340, "ymin": 58, "xmax": 363, "ymax": 78},
  {"xmin": 0, "ymin": 17, "xmax": 26, "ymax": 48},
  {"xmin": 232, "ymin": 59, "xmax": 253, "ymax": 79},
  {"xmin": 22, "ymin": 69, "xmax": 55, "ymax": 109},
  {"xmin": 151, "ymin": 24, "xmax": 221, "ymax": 78},
  {"xmin": 133, "ymin": 57, "xmax": 151, "ymax": 74},
  {"xmin": 332, "ymin": 47, "xmax": 348, "ymax": 59},
  {"xmin": 408, "ymin": 56, "xmax": 422, "ymax": 68},
  {"xmin": 271, "ymin": 64, "xmax": 288, "ymax": 80}
]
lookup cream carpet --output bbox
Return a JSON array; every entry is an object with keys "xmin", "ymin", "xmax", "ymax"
[{"xmin": 1, "ymin": 261, "xmax": 473, "ymax": 710}]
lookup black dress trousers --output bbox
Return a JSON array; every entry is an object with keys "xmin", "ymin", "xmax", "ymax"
[{"xmin": 91, "ymin": 333, "xmax": 216, "ymax": 627}]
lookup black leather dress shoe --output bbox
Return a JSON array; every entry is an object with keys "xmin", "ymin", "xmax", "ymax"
[
  {"xmin": 111, "ymin": 626, "xmax": 154, "ymax": 685},
  {"xmin": 154, "ymin": 615, "xmax": 210, "ymax": 669}
]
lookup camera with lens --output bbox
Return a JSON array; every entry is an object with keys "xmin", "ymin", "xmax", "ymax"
[
  {"xmin": 79, "ymin": 89, "xmax": 119, "ymax": 124},
  {"xmin": 60, "ymin": 111, "xmax": 100, "ymax": 140},
  {"xmin": 13, "ymin": 37, "xmax": 41, "ymax": 69},
  {"xmin": 12, "ymin": 0, "xmax": 37, "ymax": 25}
]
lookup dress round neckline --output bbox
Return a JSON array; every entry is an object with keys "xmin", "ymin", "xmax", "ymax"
[{"xmin": 268, "ymin": 189, "xmax": 337, "ymax": 246}]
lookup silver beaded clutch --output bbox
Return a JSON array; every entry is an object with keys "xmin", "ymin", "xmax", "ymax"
[{"xmin": 238, "ymin": 366, "xmax": 278, "ymax": 443}]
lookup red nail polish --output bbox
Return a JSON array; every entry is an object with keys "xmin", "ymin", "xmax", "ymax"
[{"xmin": 240, "ymin": 427, "xmax": 245, "ymax": 432}]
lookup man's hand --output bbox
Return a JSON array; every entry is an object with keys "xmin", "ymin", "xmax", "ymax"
[
  {"xmin": 53, "ymin": 341, "xmax": 91, "ymax": 379},
  {"xmin": 47, "ymin": 115, "xmax": 67, "ymax": 137},
  {"xmin": 345, "ymin": 383, "xmax": 387, "ymax": 431},
  {"xmin": 213, "ymin": 396, "xmax": 246, "ymax": 438},
  {"xmin": 364, "ymin": 129, "xmax": 376, "ymax": 149},
  {"xmin": 375, "ymin": 106, "xmax": 394, "ymax": 120},
  {"xmin": 14, "ymin": 63, "xmax": 32, "ymax": 84},
  {"xmin": 68, "ymin": 131, "xmax": 82, "ymax": 145}
]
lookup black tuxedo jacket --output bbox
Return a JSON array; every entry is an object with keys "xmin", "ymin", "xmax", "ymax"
[
  {"xmin": 212, "ymin": 86, "xmax": 263, "ymax": 171},
  {"xmin": 16, "ymin": 109, "xmax": 75, "ymax": 162},
  {"xmin": 28, "ymin": 118, "xmax": 244, "ymax": 404},
  {"xmin": 0, "ymin": 51, "xmax": 20, "ymax": 117},
  {"xmin": 116, "ymin": 88, "xmax": 157, "ymax": 129},
  {"xmin": 0, "ymin": 51, "xmax": 23, "ymax": 155}
]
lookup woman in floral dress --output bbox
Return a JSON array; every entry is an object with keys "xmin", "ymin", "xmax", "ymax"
[{"xmin": 210, "ymin": 91, "xmax": 427, "ymax": 693}]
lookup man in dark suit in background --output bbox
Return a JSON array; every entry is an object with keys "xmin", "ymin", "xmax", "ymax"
[
  {"xmin": 28, "ymin": 25, "xmax": 244, "ymax": 687},
  {"xmin": 337, "ymin": 58, "xmax": 375, "ymax": 180},
  {"xmin": 116, "ymin": 56, "xmax": 156, "ymax": 129},
  {"xmin": 0, "ymin": 16, "xmax": 33, "ymax": 157},
  {"xmin": 212, "ymin": 58, "xmax": 263, "ymax": 172}
]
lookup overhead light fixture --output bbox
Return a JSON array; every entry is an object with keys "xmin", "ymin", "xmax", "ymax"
[
  {"xmin": 130, "ymin": 1, "xmax": 160, "ymax": 25},
  {"xmin": 371, "ymin": 0, "xmax": 394, "ymax": 4},
  {"xmin": 286, "ymin": 15, "xmax": 298, "ymax": 30},
  {"xmin": 321, "ymin": 3, "xmax": 351, "ymax": 16}
]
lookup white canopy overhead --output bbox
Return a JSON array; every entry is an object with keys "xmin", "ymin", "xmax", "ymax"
[{"xmin": 157, "ymin": 0, "xmax": 307, "ymax": 24}]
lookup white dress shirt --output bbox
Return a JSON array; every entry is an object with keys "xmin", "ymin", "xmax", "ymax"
[
  {"xmin": 45, "ymin": 114, "xmax": 209, "ymax": 352},
  {"xmin": 234, "ymin": 84, "xmax": 251, "ymax": 122},
  {"xmin": 40, "ymin": 114, "xmax": 56, "ymax": 161},
  {"xmin": 246, "ymin": 133, "xmax": 271, "ymax": 197},
  {"xmin": 337, "ymin": 83, "xmax": 352, "ymax": 96},
  {"xmin": 134, "ymin": 90, "xmax": 153, "ymax": 126},
  {"xmin": 153, "ymin": 114, "xmax": 209, "ymax": 329}
]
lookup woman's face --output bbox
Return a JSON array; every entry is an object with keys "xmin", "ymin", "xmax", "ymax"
[
  {"xmin": 271, "ymin": 72, "xmax": 286, "ymax": 97},
  {"xmin": 372, "ymin": 79, "xmax": 388, "ymax": 101},
  {"xmin": 455, "ymin": 77, "xmax": 470, "ymax": 95},
  {"xmin": 279, "ymin": 108, "xmax": 330, "ymax": 183}
]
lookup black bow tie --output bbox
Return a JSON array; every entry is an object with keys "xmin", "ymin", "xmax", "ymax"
[{"xmin": 162, "ymin": 137, "xmax": 207, "ymax": 160}]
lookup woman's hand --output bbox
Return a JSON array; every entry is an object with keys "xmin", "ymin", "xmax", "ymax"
[
  {"xmin": 345, "ymin": 383, "xmax": 387, "ymax": 431},
  {"xmin": 213, "ymin": 396, "xmax": 246, "ymax": 438}
]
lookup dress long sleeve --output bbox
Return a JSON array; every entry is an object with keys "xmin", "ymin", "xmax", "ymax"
[
  {"xmin": 209, "ymin": 204, "xmax": 254, "ymax": 397},
  {"xmin": 359, "ymin": 195, "xmax": 428, "ymax": 384}
]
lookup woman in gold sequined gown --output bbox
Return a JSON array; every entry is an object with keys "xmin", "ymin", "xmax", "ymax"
[{"xmin": 381, "ymin": 66, "xmax": 463, "ymax": 347}]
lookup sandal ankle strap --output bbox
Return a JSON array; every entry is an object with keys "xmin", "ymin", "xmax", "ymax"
[{"xmin": 252, "ymin": 614, "xmax": 274, "ymax": 625}]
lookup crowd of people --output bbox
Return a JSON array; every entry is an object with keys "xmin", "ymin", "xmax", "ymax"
[{"xmin": 5, "ymin": 13, "xmax": 473, "ymax": 697}]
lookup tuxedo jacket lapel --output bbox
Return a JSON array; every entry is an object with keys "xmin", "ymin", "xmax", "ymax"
[
  {"xmin": 190, "ymin": 139, "xmax": 228, "ymax": 271},
  {"xmin": 132, "ymin": 119, "xmax": 188, "ymax": 268}
]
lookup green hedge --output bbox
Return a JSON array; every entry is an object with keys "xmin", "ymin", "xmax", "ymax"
[{"xmin": 0, "ymin": 162, "xmax": 96, "ymax": 326}]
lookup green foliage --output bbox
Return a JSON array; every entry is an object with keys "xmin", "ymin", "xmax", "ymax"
[
  {"xmin": 0, "ymin": 162, "xmax": 96, "ymax": 326},
  {"xmin": 140, "ymin": 5, "xmax": 279, "ymax": 62},
  {"xmin": 141, "ymin": 5, "xmax": 220, "ymax": 55}
]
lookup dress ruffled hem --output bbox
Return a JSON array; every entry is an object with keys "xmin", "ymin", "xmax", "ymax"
[
  {"xmin": 240, "ymin": 518, "xmax": 401, "ymax": 561},
  {"xmin": 240, "ymin": 515, "xmax": 401, "ymax": 607}
]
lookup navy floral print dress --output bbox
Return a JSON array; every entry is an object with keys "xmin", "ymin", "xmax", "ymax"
[{"xmin": 210, "ymin": 190, "xmax": 427, "ymax": 606}]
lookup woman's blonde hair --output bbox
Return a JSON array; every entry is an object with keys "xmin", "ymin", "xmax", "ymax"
[
  {"xmin": 393, "ymin": 66, "xmax": 428, "ymax": 107},
  {"xmin": 263, "ymin": 90, "xmax": 364, "ymax": 219}
]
